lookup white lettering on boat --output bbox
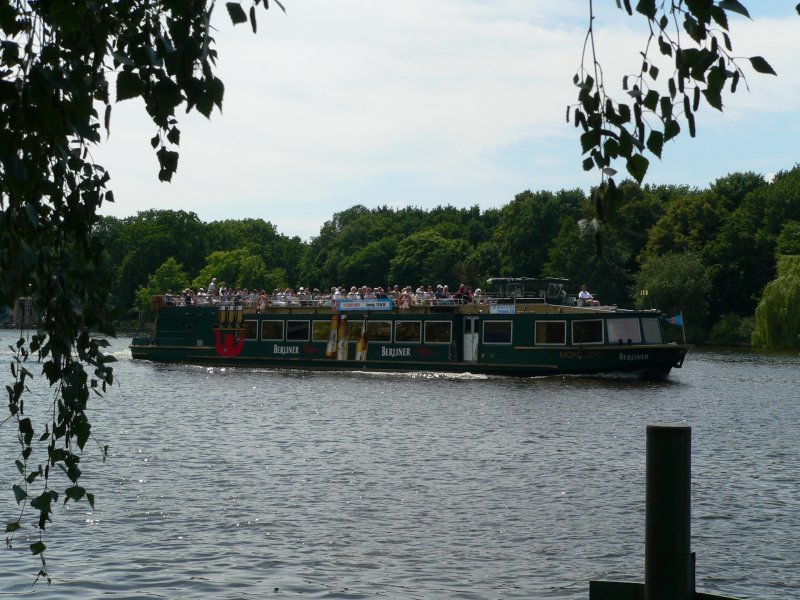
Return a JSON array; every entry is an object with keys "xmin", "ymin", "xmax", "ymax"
[
  {"xmin": 381, "ymin": 346, "xmax": 411, "ymax": 358},
  {"xmin": 273, "ymin": 345, "xmax": 300, "ymax": 355},
  {"xmin": 620, "ymin": 353, "xmax": 649, "ymax": 361}
]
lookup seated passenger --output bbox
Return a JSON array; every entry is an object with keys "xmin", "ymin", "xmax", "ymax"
[{"xmin": 578, "ymin": 284, "xmax": 599, "ymax": 306}]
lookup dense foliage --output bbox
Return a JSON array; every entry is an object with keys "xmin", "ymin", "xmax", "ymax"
[
  {"xmin": 98, "ymin": 167, "xmax": 800, "ymax": 348},
  {"xmin": 752, "ymin": 255, "xmax": 800, "ymax": 348}
]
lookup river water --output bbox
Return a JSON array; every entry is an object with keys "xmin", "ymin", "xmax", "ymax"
[{"xmin": 1, "ymin": 336, "xmax": 798, "ymax": 599}]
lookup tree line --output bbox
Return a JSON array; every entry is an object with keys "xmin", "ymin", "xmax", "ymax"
[{"xmin": 96, "ymin": 166, "xmax": 800, "ymax": 348}]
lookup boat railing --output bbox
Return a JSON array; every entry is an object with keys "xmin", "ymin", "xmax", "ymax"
[{"xmin": 152, "ymin": 294, "xmax": 494, "ymax": 311}]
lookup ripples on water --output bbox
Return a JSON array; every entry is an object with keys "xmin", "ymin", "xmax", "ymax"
[{"xmin": 1, "ymin": 340, "xmax": 798, "ymax": 599}]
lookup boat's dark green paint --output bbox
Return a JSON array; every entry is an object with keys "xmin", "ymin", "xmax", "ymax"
[{"xmin": 131, "ymin": 281, "xmax": 688, "ymax": 379}]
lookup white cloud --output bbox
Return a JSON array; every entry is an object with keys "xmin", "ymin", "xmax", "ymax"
[{"xmin": 95, "ymin": 2, "xmax": 800, "ymax": 239}]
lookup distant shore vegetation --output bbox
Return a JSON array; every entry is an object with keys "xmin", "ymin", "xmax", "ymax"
[{"xmin": 97, "ymin": 167, "xmax": 800, "ymax": 349}]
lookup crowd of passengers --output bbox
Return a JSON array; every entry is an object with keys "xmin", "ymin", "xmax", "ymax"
[{"xmin": 163, "ymin": 278, "xmax": 487, "ymax": 309}]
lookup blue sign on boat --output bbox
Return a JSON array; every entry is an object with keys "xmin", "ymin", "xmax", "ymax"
[
  {"xmin": 490, "ymin": 304, "xmax": 516, "ymax": 314},
  {"xmin": 335, "ymin": 299, "xmax": 394, "ymax": 311}
]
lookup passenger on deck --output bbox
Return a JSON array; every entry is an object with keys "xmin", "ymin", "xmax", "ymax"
[
  {"xmin": 398, "ymin": 286, "xmax": 414, "ymax": 309},
  {"xmin": 208, "ymin": 278, "xmax": 218, "ymax": 297},
  {"xmin": 441, "ymin": 285, "xmax": 452, "ymax": 304},
  {"xmin": 578, "ymin": 284, "xmax": 599, "ymax": 306},
  {"xmin": 164, "ymin": 290, "xmax": 174, "ymax": 306},
  {"xmin": 472, "ymin": 288, "xmax": 485, "ymax": 304},
  {"xmin": 452, "ymin": 284, "xmax": 471, "ymax": 304}
]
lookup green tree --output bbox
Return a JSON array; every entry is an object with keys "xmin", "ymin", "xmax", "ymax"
[
  {"xmin": 639, "ymin": 190, "xmax": 729, "ymax": 261},
  {"xmin": 752, "ymin": 255, "xmax": 800, "ymax": 348},
  {"xmin": 545, "ymin": 218, "xmax": 632, "ymax": 307},
  {"xmin": 0, "ymin": 0, "xmax": 279, "ymax": 578},
  {"xmin": 134, "ymin": 258, "xmax": 190, "ymax": 316},
  {"xmin": 493, "ymin": 189, "xmax": 584, "ymax": 276},
  {"xmin": 704, "ymin": 166, "xmax": 800, "ymax": 319},
  {"xmin": 776, "ymin": 221, "xmax": 800, "ymax": 256},
  {"xmin": 113, "ymin": 210, "xmax": 207, "ymax": 315},
  {"xmin": 388, "ymin": 230, "xmax": 469, "ymax": 287},
  {"xmin": 193, "ymin": 248, "xmax": 276, "ymax": 291},
  {"xmin": 204, "ymin": 218, "xmax": 303, "ymax": 285},
  {"xmin": 709, "ymin": 171, "xmax": 767, "ymax": 210},
  {"xmin": 634, "ymin": 252, "xmax": 711, "ymax": 342}
]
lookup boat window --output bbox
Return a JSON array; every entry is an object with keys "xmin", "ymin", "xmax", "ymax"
[
  {"xmin": 535, "ymin": 321, "xmax": 566, "ymax": 344},
  {"xmin": 572, "ymin": 319, "xmax": 604, "ymax": 344},
  {"xmin": 261, "ymin": 320, "xmax": 284, "ymax": 341},
  {"xmin": 395, "ymin": 321, "xmax": 421, "ymax": 343},
  {"xmin": 367, "ymin": 320, "xmax": 392, "ymax": 342},
  {"xmin": 607, "ymin": 318, "xmax": 642, "ymax": 344},
  {"xmin": 243, "ymin": 320, "xmax": 258, "ymax": 341},
  {"xmin": 347, "ymin": 320, "xmax": 364, "ymax": 342},
  {"xmin": 483, "ymin": 320, "xmax": 512, "ymax": 344},
  {"xmin": 312, "ymin": 320, "xmax": 332, "ymax": 341},
  {"xmin": 641, "ymin": 318, "xmax": 663, "ymax": 343},
  {"xmin": 287, "ymin": 320, "xmax": 310, "ymax": 341},
  {"xmin": 425, "ymin": 321, "xmax": 452, "ymax": 343}
]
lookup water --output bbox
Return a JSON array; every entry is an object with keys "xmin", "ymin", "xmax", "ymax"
[{"xmin": 1, "ymin": 338, "xmax": 798, "ymax": 599}]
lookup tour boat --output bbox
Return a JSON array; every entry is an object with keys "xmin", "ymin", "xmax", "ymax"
[{"xmin": 130, "ymin": 278, "xmax": 688, "ymax": 379}]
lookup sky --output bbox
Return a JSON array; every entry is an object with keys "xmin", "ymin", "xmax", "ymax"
[{"xmin": 94, "ymin": 1, "xmax": 800, "ymax": 241}]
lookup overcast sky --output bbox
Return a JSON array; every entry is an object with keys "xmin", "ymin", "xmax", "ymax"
[{"xmin": 94, "ymin": 1, "xmax": 800, "ymax": 241}]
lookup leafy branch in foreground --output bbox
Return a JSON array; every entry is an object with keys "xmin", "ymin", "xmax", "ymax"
[
  {"xmin": 1, "ymin": 0, "xmax": 282, "ymax": 581},
  {"xmin": 568, "ymin": 0, "xmax": 779, "ymax": 245}
]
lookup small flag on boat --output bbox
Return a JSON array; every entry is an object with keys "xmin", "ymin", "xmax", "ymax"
[{"xmin": 667, "ymin": 314, "xmax": 684, "ymax": 326}]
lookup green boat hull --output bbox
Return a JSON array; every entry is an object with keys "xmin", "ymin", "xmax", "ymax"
[{"xmin": 131, "ymin": 304, "xmax": 688, "ymax": 380}]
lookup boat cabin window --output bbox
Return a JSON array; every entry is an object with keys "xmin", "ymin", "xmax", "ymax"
[
  {"xmin": 641, "ymin": 318, "xmax": 663, "ymax": 343},
  {"xmin": 572, "ymin": 319, "xmax": 604, "ymax": 344},
  {"xmin": 347, "ymin": 320, "xmax": 364, "ymax": 342},
  {"xmin": 535, "ymin": 321, "xmax": 566, "ymax": 345},
  {"xmin": 261, "ymin": 320, "xmax": 284, "ymax": 341},
  {"xmin": 367, "ymin": 320, "xmax": 392, "ymax": 342},
  {"xmin": 395, "ymin": 321, "xmax": 421, "ymax": 343},
  {"xmin": 425, "ymin": 321, "xmax": 452, "ymax": 343},
  {"xmin": 606, "ymin": 318, "xmax": 642, "ymax": 344},
  {"xmin": 483, "ymin": 320, "xmax": 512, "ymax": 344},
  {"xmin": 287, "ymin": 320, "xmax": 310, "ymax": 341},
  {"xmin": 243, "ymin": 320, "xmax": 258, "ymax": 341},
  {"xmin": 312, "ymin": 320, "xmax": 332, "ymax": 342}
]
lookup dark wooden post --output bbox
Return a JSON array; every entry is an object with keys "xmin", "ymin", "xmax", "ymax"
[{"xmin": 645, "ymin": 423, "xmax": 692, "ymax": 600}]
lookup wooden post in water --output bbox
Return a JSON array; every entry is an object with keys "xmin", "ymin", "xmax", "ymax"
[
  {"xmin": 590, "ymin": 424, "xmax": 740, "ymax": 600},
  {"xmin": 645, "ymin": 423, "xmax": 692, "ymax": 600}
]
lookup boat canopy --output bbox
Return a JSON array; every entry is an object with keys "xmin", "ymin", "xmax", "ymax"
[{"xmin": 485, "ymin": 277, "xmax": 572, "ymax": 305}]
